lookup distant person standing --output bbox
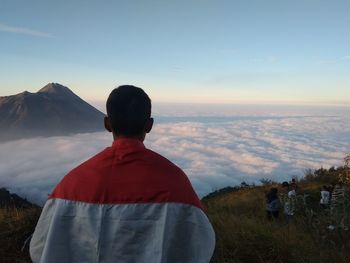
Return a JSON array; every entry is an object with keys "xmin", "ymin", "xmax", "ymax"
[
  {"xmin": 30, "ymin": 85, "xmax": 215, "ymax": 263},
  {"xmin": 284, "ymin": 184, "xmax": 296, "ymax": 222},
  {"xmin": 330, "ymin": 183, "xmax": 345, "ymax": 215},
  {"xmin": 266, "ymin": 187, "xmax": 281, "ymax": 220},
  {"xmin": 290, "ymin": 178, "xmax": 298, "ymax": 192},
  {"xmin": 320, "ymin": 185, "xmax": 330, "ymax": 209}
]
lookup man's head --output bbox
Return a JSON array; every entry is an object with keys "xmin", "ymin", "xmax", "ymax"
[{"xmin": 105, "ymin": 85, "xmax": 153, "ymax": 140}]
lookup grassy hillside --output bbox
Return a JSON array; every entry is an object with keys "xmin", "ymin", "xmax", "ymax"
[
  {"xmin": 1, "ymin": 166, "xmax": 349, "ymax": 262},
  {"xmin": 0, "ymin": 188, "xmax": 41, "ymax": 262},
  {"xmin": 204, "ymin": 167, "xmax": 350, "ymax": 263},
  {"xmin": 0, "ymin": 207, "xmax": 41, "ymax": 263}
]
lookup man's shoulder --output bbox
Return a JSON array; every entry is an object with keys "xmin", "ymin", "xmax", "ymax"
[
  {"xmin": 62, "ymin": 146, "xmax": 184, "ymax": 179},
  {"xmin": 69, "ymin": 146, "xmax": 113, "ymax": 174},
  {"xmin": 144, "ymin": 148, "xmax": 185, "ymax": 174},
  {"xmin": 50, "ymin": 144, "xmax": 201, "ymax": 209},
  {"xmin": 50, "ymin": 147, "xmax": 112, "ymax": 192}
]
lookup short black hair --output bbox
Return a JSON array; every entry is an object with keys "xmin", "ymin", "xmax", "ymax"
[
  {"xmin": 106, "ymin": 85, "xmax": 151, "ymax": 136},
  {"xmin": 282, "ymin": 181, "xmax": 289, "ymax": 187}
]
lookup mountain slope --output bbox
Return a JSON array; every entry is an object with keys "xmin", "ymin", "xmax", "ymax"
[
  {"xmin": 0, "ymin": 188, "xmax": 37, "ymax": 208},
  {"xmin": 204, "ymin": 172, "xmax": 350, "ymax": 263},
  {"xmin": 0, "ymin": 83, "xmax": 105, "ymax": 141}
]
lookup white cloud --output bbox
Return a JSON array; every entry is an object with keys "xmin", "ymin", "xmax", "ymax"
[
  {"xmin": 0, "ymin": 23, "xmax": 53, "ymax": 38},
  {"xmin": 0, "ymin": 106, "xmax": 349, "ymax": 205},
  {"xmin": 318, "ymin": 55, "xmax": 350, "ymax": 64},
  {"xmin": 250, "ymin": 56, "xmax": 279, "ymax": 64},
  {"xmin": 267, "ymin": 56, "xmax": 279, "ymax": 63},
  {"xmin": 219, "ymin": 49, "xmax": 239, "ymax": 54},
  {"xmin": 318, "ymin": 60, "xmax": 337, "ymax": 65}
]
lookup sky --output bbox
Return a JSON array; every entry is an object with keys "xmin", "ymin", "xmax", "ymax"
[
  {"xmin": 1, "ymin": 105, "xmax": 349, "ymax": 205},
  {"xmin": 0, "ymin": 0, "xmax": 349, "ymax": 104}
]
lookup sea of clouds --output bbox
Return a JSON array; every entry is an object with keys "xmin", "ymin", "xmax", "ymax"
[{"xmin": 1, "ymin": 104, "xmax": 349, "ymax": 205}]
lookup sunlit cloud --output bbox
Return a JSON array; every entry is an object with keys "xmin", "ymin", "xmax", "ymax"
[{"xmin": 0, "ymin": 23, "xmax": 53, "ymax": 38}]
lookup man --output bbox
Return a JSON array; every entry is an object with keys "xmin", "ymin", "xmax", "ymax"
[
  {"xmin": 30, "ymin": 85, "xmax": 215, "ymax": 263},
  {"xmin": 330, "ymin": 183, "xmax": 345, "ymax": 215},
  {"xmin": 265, "ymin": 187, "xmax": 281, "ymax": 220},
  {"xmin": 320, "ymin": 185, "xmax": 330, "ymax": 209}
]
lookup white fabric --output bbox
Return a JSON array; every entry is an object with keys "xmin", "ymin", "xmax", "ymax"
[
  {"xmin": 287, "ymin": 189, "xmax": 296, "ymax": 198},
  {"xmin": 30, "ymin": 199, "xmax": 215, "ymax": 263},
  {"xmin": 284, "ymin": 190, "xmax": 296, "ymax": 216},
  {"xmin": 320, "ymin": 190, "xmax": 330, "ymax": 204}
]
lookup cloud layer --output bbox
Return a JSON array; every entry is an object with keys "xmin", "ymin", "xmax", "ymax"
[
  {"xmin": 0, "ymin": 23, "xmax": 53, "ymax": 38},
  {"xmin": 1, "ymin": 106, "xmax": 349, "ymax": 205}
]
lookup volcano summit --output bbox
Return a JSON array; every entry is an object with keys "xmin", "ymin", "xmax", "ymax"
[{"xmin": 0, "ymin": 83, "xmax": 105, "ymax": 142}]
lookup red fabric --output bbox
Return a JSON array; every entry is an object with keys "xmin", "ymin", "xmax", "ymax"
[{"xmin": 50, "ymin": 138, "xmax": 202, "ymax": 209}]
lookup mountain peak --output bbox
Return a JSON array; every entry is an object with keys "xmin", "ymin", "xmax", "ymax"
[
  {"xmin": 38, "ymin": 83, "xmax": 74, "ymax": 97},
  {"xmin": 0, "ymin": 83, "xmax": 105, "ymax": 142}
]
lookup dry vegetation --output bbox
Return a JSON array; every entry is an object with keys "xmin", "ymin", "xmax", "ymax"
[
  {"xmin": 0, "ymin": 207, "xmax": 41, "ymax": 263},
  {"xmin": 204, "ymin": 166, "xmax": 350, "ymax": 263}
]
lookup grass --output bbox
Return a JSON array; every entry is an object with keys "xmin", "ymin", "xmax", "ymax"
[
  {"xmin": 0, "ymin": 207, "xmax": 41, "ymax": 263},
  {"xmin": 204, "ymin": 181, "xmax": 350, "ymax": 263}
]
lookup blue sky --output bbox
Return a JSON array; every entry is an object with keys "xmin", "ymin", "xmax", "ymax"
[{"xmin": 0, "ymin": 0, "xmax": 349, "ymax": 104}]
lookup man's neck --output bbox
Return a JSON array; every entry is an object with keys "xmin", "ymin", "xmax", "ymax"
[{"xmin": 113, "ymin": 134, "xmax": 145, "ymax": 142}]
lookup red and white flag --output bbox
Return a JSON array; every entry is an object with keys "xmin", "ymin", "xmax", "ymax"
[{"xmin": 30, "ymin": 139, "xmax": 215, "ymax": 263}]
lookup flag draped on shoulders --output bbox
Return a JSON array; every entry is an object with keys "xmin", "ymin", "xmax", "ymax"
[{"xmin": 30, "ymin": 139, "xmax": 215, "ymax": 263}]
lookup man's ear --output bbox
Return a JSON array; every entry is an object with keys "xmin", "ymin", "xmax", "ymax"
[
  {"xmin": 145, "ymin": 118, "xmax": 154, "ymax": 133},
  {"xmin": 104, "ymin": 116, "xmax": 113, "ymax": 132}
]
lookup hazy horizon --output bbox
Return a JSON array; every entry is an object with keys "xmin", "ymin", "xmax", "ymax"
[
  {"xmin": 3, "ymin": 84, "xmax": 350, "ymax": 107},
  {"xmin": 89, "ymin": 100, "xmax": 350, "ymax": 115}
]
